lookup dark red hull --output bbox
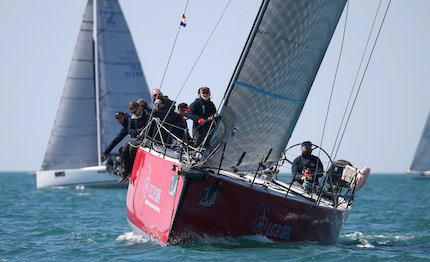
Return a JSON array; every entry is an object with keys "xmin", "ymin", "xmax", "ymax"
[{"xmin": 127, "ymin": 148, "xmax": 349, "ymax": 245}]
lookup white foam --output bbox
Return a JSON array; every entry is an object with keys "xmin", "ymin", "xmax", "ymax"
[
  {"xmin": 116, "ymin": 231, "xmax": 150, "ymax": 244},
  {"xmin": 344, "ymin": 231, "xmax": 364, "ymax": 239},
  {"xmin": 242, "ymin": 234, "xmax": 274, "ymax": 243},
  {"xmin": 357, "ymin": 241, "xmax": 374, "ymax": 248},
  {"xmin": 343, "ymin": 231, "xmax": 374, "ymax": 248}
]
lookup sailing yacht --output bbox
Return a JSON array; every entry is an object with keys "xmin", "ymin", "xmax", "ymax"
[
  {"xmin": 125, "ymin": 0, "xmax": 371, "ymax": 245},
  {"xmin": 36, "ymin": 0, "xmax": 152, "ymax": 188},
  {"xmin": 407, "ymin": 111, "xmax": 430, "ymax": 179}
]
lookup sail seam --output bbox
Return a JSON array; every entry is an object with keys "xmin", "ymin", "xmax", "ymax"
[
  {"xmin": 98, "ymin": 60, "xmax": 141, "ymax": 65},
  {"xmin": 98, "ymin": 30, "xmax": 130, "ymax": 34},
  {"xmin": 234, "ymin": 81, "xmax": 305, "ymax": 104},
  {"xmin": 99, "ymin": 10, "xmax": 123, "ymax": 15},
  {"xmin": 257, "ymin": 29, "xmax": 323, "ymax": 51}
]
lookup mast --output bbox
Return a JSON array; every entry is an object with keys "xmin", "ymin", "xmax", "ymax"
[{"xmin": 94, "ymin": 0, "xmax": 102, "ymax": 166}]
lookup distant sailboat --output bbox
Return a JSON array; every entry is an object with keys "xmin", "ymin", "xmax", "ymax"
[
  {"xmin": 36, "ymin": 0, "xmax": 152, "ymax": 188},
  {"xmin": 407, "ymin": 111, "xmax": 430, "ymax": 178}
]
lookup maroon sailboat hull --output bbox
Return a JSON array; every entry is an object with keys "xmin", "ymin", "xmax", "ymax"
[{"xmin": 127, "ymin": 148, "xmax": 349, "ymax": 245}]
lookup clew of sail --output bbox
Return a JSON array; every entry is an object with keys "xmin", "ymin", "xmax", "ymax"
[
  {"xmin": 97, "ymin": 0, "xmax": 152, "ymax": 153},
  {"xmin": 204, "ymin": 0, "xmax": 347, "ymax": 172},
  {"xmin": 410, "ymin": 111, "xmax": 430, "ymax": 173},
  {"xmin": 41, "ymin": 0, "xmax": 96, "ymax": 171}
]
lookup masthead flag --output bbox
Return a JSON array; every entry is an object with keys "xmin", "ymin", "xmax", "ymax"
[{"xmin": 180, "ymin": 14, "xmax": 187, "ymax": 27}]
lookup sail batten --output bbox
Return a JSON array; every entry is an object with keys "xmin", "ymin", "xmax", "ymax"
[{"xmin": 205, "ymin": 0, "xmax": 347, "ymax": 172}]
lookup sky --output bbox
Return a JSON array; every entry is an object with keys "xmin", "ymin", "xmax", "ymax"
[{"xmin": 0, "ymin": 0, "xmax": 429, "ymax": 173}]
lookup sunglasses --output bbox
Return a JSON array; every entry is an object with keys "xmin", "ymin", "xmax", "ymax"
[
  {"xmin": 130, "ymin": 108, "xmax": 138, "ymax": 114},
  {"xmin": 154, "ymin": 102, "xmax": 162, "ymax": 106},
  {"xmin": 202, "ymin": 91, "xmax": 210, "ymax": 94}
]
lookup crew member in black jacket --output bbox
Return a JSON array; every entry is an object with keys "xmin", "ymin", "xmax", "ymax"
[
  {"xmin": 115, "ymin": 101, "xmax": 148, "ymax": 183},
  {"xmin": 170, "ymin": 103, "xmax": 192, "ymax": 145},
  {"xmin": 102, "ymin": 111, "xmax": 130, "ymax": 159},
  {"xmin": 187, "ymin": 87, "xmax": 216, "ymax": 147},
  {"xmin": 291, "ymin": 141, "xmax": 324, "ymax": 185}
]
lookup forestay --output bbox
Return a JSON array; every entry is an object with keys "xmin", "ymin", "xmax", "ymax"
[
  {"xmin": 410, "ymin": 111, "xmax": 430, "ymax": 172},
  {"xmin": 204, "ymin": 0, "xmax": 346, "ymax": 171}
]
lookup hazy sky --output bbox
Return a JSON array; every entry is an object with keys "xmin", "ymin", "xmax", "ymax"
[{"xmin": 0, "ymin": 0, "xmax": 429, "ymax": 173}]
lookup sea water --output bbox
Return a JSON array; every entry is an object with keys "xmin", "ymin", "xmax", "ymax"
[{"xmin": 0, "ymin": 172, "xmax": 429, "ymax": 261}]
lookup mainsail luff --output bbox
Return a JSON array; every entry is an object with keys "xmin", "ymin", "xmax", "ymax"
[
  {"xmin": 94, "ymin": 0, "xmax": 102, "ymax": 167},
  {"xmin": 205, "ymin": 0, "xmax": 347, "ymax": 172},
  {"xmin": 410, "ymin": 111, "xmax": 430, "ymax": 173},
  {"xmin": 41, "ymin": 0, "xmax": 97, "ymax": 170}
]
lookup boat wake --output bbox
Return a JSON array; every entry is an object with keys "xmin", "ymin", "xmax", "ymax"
[
  {"xmin": 341, "ymin": 231, "xmax": 418, "ymax": 248},
  {"xmin": 178, "ymin": 234, "xmax": 275, "ymax": 249},
  {"xmin": 342, "ymin": 232, "xmax": 374, "ymax": 248},
  {"xmin": 116, "ymin": 232, "xmax": 150, "ymax": 245}
]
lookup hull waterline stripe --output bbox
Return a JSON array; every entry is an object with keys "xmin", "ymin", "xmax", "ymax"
[{"xmin": 234, "ymin": 81, "xmax": 305, "ymax": 104}]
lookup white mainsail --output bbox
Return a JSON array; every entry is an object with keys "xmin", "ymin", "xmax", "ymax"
[
  {"xmin": 205, "ymin": 0, "xmax": 347, "ymax": 172},
  {"xmin": 40, "ymin": 0, "xmax": 151, "ymax": 171}
]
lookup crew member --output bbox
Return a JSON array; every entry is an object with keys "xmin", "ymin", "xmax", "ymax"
[
  {"xmin": 187, "ymin": 87, "xmax": 216, "ymax": 146},
  {"xmin": 291, "ymin": 141, "xmax": 324, "ymax": 185}
]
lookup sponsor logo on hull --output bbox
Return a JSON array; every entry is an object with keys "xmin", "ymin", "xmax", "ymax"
[{"xmin": 251, "ymin": 203, "xmax": 292, "ymax": 240}]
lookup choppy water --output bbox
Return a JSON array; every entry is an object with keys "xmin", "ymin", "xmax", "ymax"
[{"xmin": 1, "ymin": 172, "xmax": 429, "ymax": 261}]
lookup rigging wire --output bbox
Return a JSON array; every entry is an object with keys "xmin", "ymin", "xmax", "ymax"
[
  {"xmin": 164, "ymin": 0, "xmax": 233, "ymax": 151},
  {"xmin": 330, "ymin": 0, "xmax": 384, "ymax": 158},
  {"xmin": 317, "ymin": 0, "xmax": 350, "ymax": 160},
  {"xmin": 142, "ymin": 0, "xmax": 233, "ymax": 146},
  {"xmin": 333, "ymin": 0, "xmax": 392, "ymax": 160},
  {"xmin": 157, "ymin": 0, "xmax": 190, "ymax": 92},
  {"xmin": 154, "ymin": 0, "xmax": 232, "ymax": 148},
  {"xmin": 142, "ymin": 0, "xmax": 190, "ymax": 138},
  {"xmin": 172, "ymin": 0, "xmax": 233, "ymax": 104}
]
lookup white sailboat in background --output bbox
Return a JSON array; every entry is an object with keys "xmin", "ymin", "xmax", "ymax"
[
  {"xmin": 36, "ymin": 0, "xmax": 152, "ymax": 188},
  {"xmin": 408, "ymin": 111, "xmax": 430, "ymax": 179}
]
